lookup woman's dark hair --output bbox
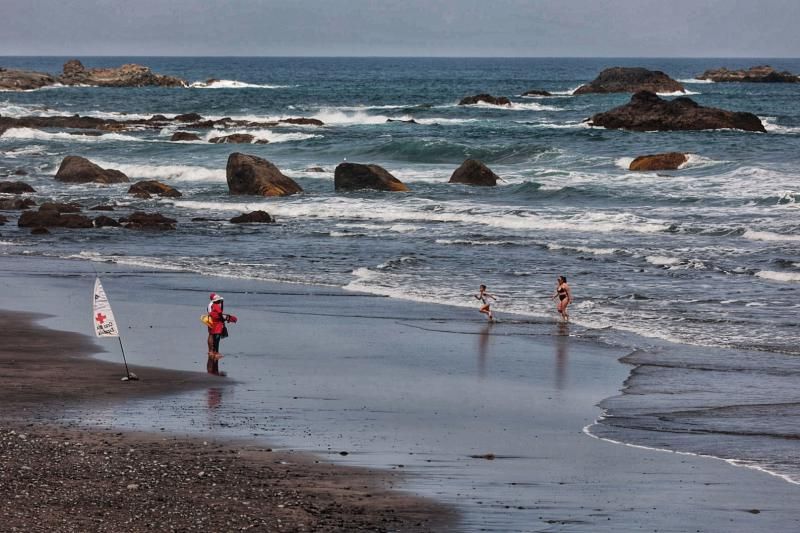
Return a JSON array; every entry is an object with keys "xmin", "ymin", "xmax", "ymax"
[{"xmin": 558, "ymin": 275, "xmax": 567, "ymax": 283}]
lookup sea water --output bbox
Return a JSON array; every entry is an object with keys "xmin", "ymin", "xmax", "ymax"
[{"xmin": 1, "ymin": 57, "xmax": 799, "ymax": 494}]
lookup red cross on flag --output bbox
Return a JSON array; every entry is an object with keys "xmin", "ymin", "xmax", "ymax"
[{"xmin": 93, "ymin": 278, "xmax": 119, "ymax": 338}]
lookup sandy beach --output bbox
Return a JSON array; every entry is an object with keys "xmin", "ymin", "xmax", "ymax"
[{"xmin": 1, "ymin": 255, "xmax": 798, "ymax": 532}]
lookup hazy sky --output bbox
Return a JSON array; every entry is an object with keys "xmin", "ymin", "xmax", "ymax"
[{"xmin": 2, "ymin": 0, "xmax": 798, "ymax": 57}]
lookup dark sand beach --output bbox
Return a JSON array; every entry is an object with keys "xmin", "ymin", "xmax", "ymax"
[{"xmin": 0, "ymin": 255, "xmax": 798, "ymax": 532}]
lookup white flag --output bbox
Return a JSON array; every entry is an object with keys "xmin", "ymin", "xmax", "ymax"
[{"xmin": 93, "ymin": 278, "xmax": 119, "ymax": 338}]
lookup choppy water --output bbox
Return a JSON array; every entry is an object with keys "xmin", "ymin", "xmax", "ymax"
[{"xmin": 1, "ymin": 57, "xmax": 799, "ymax": 486}]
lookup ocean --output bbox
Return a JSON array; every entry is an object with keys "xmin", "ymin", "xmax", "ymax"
[{"xmin": 1, "ymin": 57, "xmax": 799, "ymax": 494}]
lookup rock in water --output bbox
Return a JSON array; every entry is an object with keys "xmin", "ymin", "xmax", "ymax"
[
  {"xmin": 0, "ymin": 181, "xmax": 36, "ymax": 194},
  {"xmin": 0, "ymin": 198, "xmax": 35, "ymax": 210},
  {"xmin": 521, "ymin": 89, "xmax": 552, "ymax": 97},
  {"xmin": 0, "ymin": 68, "xmax": 56, "ymax": 91},
  {"xmin": 459, "ymin": 94, "xmax": 512, "ymax": 106},
  {"xmin": 209, "ymin": 134, "xmax": 263, "ymax": 144},
  {"xmin": 18, "ymin": 207, "xmax": 93, "ymax": 228},
  {"xmin": 698, "ymin": 65, "xmax": 799, "ymax": 83},
  {"xmin": 588, "ymin": 91, "xmax": 766, "ymax": 132},
  {"xmin": 574, "ymin": 67, "xmax": 685, "ymax": 95},
  {"xmin": 119, "ymin": 212, "xmax": 177, "ymax": 230},
  {"xmin": 170, "ymin": 132, "xmax": 201, "ymax": 142},
  {"xmin": 230, "ymin": 211, "xmax": 274, "ymax": 224},
  {"xmin": 128, "ymin": 180, "xmax": 182, "ymax": 199},
  {"xmin": 449, "ymin": 159, "xmax": 500, "ymax": 186},
  {"xmin": 58, "ymin": 59, "xmax": 187, "ymax": 88},
  {"xmin": 226, "ymin": 153, "xmax": 303, "ymax": 197},
  {"xmin": 334, "ymin": 163, "xmax": 410, "ymax": 192},
  {"xmin": 628, "ymin": 153, "xmax": 688, "ymax": 171},
  {"xmin": 54, "ymin": 156, "xmax": 129, "ymax": 184},
  {"xmin": 93, "ymin": 215, "xmax": 121, "ymax": 228},
  {"xmin": 279, "ymin": 118, "xmax": 324, "ymax": 126}
]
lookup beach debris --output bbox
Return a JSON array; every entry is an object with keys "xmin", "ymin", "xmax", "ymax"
[
  {"xmin": 628, "ymin": 152, "xmax": 688, "ymax": 171},
  {"xmin": 0, "ymin": 181, "xmax": 36, "ymax": 194},
  {"xmin": 128, "ymin": 180, "xmax": 182, "ymax": 199},
  {"xmin": 230, "ymin": 210, "xmax": 274, "ymax": 224},
  {"xmin": 170, "ymin": 131, "xmax": 201, "ymax": 142},
  {"xmin": 54, "ymin": 156, "xmax": 129, "ymax": 184},
  {"xmin": 334, "ymin": 162, "xmax": 410, "ymax": 192},
  {"xmin": 226, "ymin": 153, "xmax": 303, "ymax": 197},
  {"xmin": 698, "ymin": 65, "xmax": 799, "ymax": 83},
  {"xmin": 574, "ymin": 67, "xmax": 686, "ymax": 95},
  {"xmin": 449, "ymin": 159, "xmax": 500, "ymax": 186},
  {"xmin": 587, "ymin": 91, "xmax": 766, "ymax": 132},
  {"xmin": 458, "ymin": 94, "xmax": 511, "ymax": 106}
]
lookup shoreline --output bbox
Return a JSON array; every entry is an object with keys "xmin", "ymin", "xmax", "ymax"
[
  {"xmin": 0, "ymin": 310, "xmax": 455, "ymax": 532},
  {"xmin": 2, "ymin": 254, "xmax": 800, "ymax": 532}
]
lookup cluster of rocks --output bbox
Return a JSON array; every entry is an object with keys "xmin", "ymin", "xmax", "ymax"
[
  {"xmin": 459, "ymin": 94, "xmax": 511, "ymax": 106},
  {"xmin": 0, "ymin": 60, "xmax": 186, "ymax": 91},
  {"xmin": 697, "ymin": 65, "xmax": 799, "ymax": 83},
  {"xmin": 15, "ymin": 202, "xmax": 177, "ymax": 233}
]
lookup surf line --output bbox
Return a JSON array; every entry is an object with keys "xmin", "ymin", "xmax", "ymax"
[{"xmin": 91, "ymin": 270, "xmax": 138, "ymax": 382}]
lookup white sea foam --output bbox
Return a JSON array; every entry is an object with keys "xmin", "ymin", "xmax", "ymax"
[
  {"xmin": 657, "ymin": 90, "xmax": 700, "ymax": 96},
  {"xmin": 761, "ymin": 117, "xmax": 800, "ymax": 134},
  {"xmin": 755, "ymin": 270, "xmax": 800, "ymax": 283},
  {"xmin": 549, "ymin": 86, "xmax": 581, "ymax": 96},
  {"xmin": 189, "ymin": 79, "xmax": 294, "ymax": 89},
  {"xmin": 548, "ymin": 243, "xmax": 619, "ymax": 256},
  {"xmin": 2, "ymin": 144, "xmax": 48, "ymax": 158},
  {"xmin": 0, "ymin": 127, "xmax": 143, "ymax": 143},
  {"xmin": 677, "ymin": 78, "xmax": 715, "ymax": 84},
  {"xmin": 465, "ymin": 101, "xmax": 561, "ymax": 112},
  {"xmin": 91, "ymin": 161, "xmax": 225, "ymax": 183},
  {"xmin": 436, "ymin": 239, "xmax": 519, "ymax": 246},
  {"xmin": 614, "ymin": 157, "xmax": 634, "ymax": 170},
  {"xmin": 530, "ymin": 120, "xmax": 590, "ymax": 129},
  {"xmin": 645, "ymin": 255, "xmax": 682, "ymax": 266},
  {"xmin": 743, "ymin": 230, "xmax": 800, "ymax": 242},
  {"xmin": 201, "ymin": 129, "xmax": 321, "ymax": 143}
]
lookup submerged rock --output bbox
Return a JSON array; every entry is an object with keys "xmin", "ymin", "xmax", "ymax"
[
  {"xmin": 209, "ymin": 133, "xmax": 268, "ymax": 144},
  {"xmin": 174, "ymin": 113, "xmax": 203, "ymax": 122},
  {"xmin": 58, "ymin": 59, "xmax": 187, "ymax": 88},
  {"xmin": 587, "ymin": 91, "xmax": 766, "ymax": 132},
  {"xmin": 279, "ymin": 117, "xmax": 324, "ymax": 126},
  {"xmin": 93, "ymin": 215, "xmax": 121, "ymax": 228},
  {"xmin": 521, "ymin": 89, "xmax": 552, "ymax": 97},
  {"xmin": 449, "ymin": 159, "xmax": 500, "ymax": 186},
  {"xmin": 0, "ymin": 181, "xmax": 36, "ymax": 194},
  {"xmin": 18, "ymin": 207, "xmax": 93, "ymax": 228},
  {"xmin": 170, "ymin": 131, "xmax": 201, "ymax": 142},
  {"xmin": 0, "ymin": 214, "xmax": 7, "ymax": 225},
  {"xmin": 574, "ymin": 67, "xmax": 685, "ymax": 95},
  {"xmin": 128, "ymin": 180, "xmax": 182, "ymax": 199},
  {"xmin": 230, "ymin": 210, "xmax": 274, "ymax": 224},
  {"xmin": 54, "ymin": 156, "xmax": 129, "ymax": 184},
  {"xmin": 0, "ymin": 198, "xmax": 35, "ymax": 210},
  {"xmin": 226, "ymin": 153, "xmax": 303, "ymax": 197},
  {"xmin": 334, "ymin": 162, "xmax": 410, "ymax": 192},
  {"xmin": 459, "ymin": 94, "xmax": 511, "ymax": 106},
  {"xmin": 698, "ymin": 65, "xmax": 799, "ymax": 83},
  {"xmin": 119, "ymin": 211, "xmax": 177, "ymax": 230},
  {"xmin": 628, "ymin": 152, "xmax": 688, "ymax": 171}
]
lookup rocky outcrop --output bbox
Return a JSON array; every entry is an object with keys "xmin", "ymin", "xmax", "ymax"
[
  {"xmin": 628, "ymin": 152, "xmax": 688, "ymax": 171},
  {"xmin": 230, "ymin": 211, "xmax": 274, "ymax": 224},
  {"xmin": 90, "ymin": 205, "xmax": 115, "ymax": 211},
  {"xmin": 170, "ymin": 132, "xmax": 201, "ymax": 142},
  {"xmin": 55, "ymin": 156, "xmax": 129, "ymax": 184},
  {"xmin": 93, "ymin": 215, "xmax": 121, "ymax": 228},
  {"xmin": 209, "ymin": 133, "xmax": 268, "ymax": 144},
  {"xmin": 58, "ymin": 60, "xmax": 186, "ymax": 88},
  {"xmin": 0, "ymin": 198, "xmax": 35, "ymax": 210},
  {"xmin": 386, "ymin": 118, "xmax": 418, "ymax": 124},
  {"xmin": 0, "ymin": 67, "xmax": 56, "ymax": 91},
  {"xmin": 39, "ymin": 202, "xmax": 82, "ymax": 213},
  {"xmin": 334, "ymin": 163, "xmax": 409, "ymax": 192},
  {"xmin": 587, "ymin": 91, "xmax": 766, "ymax": 132},
  {"xmin": 698, "ymin": 65, "xmax": 799, "ymax": 83},
  {"xmin": 174, "ymin": 113, "xmax": 203, "ymax": 122},
  {"xmin": 279, "ymin": 118, "xmax": 324, "ymax": 126},
  {"xmin": 0, "ymin": 181, "xmax": 36, "ymax": 194},
  {"xmin": 522, "ymin": 89, "xmax": 552, "ymax": 97},
  {"xmin": 119, "ymin": 212, "xmax": 177, "ymax": 230},
  {"xmin": 226, "ymin": 153, "xmax": 303, "ymax": 197},
  {"xmin": 459, "ymin": 94, "xmax": 511, "ymax": 106},
  {"xmin": 128, "ymin": 180, "xmax": 182, "ymax": 199},
  {"xmin": 18, "ymin": 206, "xmax": 93, "ymax": 228},
  {"xmin": 449, "ymin": 159, "xmax": 500, "ymax": 186},
  {"xmin": 574, "ymin": 67, "xmax": 685, "ymax": 95}
]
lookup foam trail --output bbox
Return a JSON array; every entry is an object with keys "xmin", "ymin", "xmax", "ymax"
[
  {"xmin": 755, "ymin": 271, "xmax": 800, "ymax": 283},
  {"xmin": 677, "ymin": 78, "xmax": 715, "ymax": 84},
  {"xmin": 190, "ymin": 79, "xmax": 294, "ymax": 89},
  {"xmin": 743, "ymin": 230, "xmax": 800, "ymax": 242},
  {"xmin": 0, "ymin": 127, "xmax": 143, "ymax": 143}
]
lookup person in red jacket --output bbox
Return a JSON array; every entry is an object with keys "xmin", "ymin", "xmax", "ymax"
[{"xmin": 207, "ymin": 294, "xmax": 237, "ymax": 375}]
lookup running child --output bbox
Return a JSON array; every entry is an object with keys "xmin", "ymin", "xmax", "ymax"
[{"xmin": 475, "ymin": 284, "xmax": 498, "ymax": 322}]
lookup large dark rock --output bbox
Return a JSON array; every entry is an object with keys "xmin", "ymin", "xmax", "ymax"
[
  {"xmin": 170, "ymin": 131, "xmax": 201, "ymax": 142},
  {"xmin": 174, "ymin": 113, "xmax": 203, "ymax": 122},
  {"xmin": 279, "ymin": 117, "xmax": 324, "ymax": 126},
  {"xmin": 698, "ymin": 65, "xmax": 799, "ymax": 83},
  {"xmin": 334, "ymin": 163, "xmax": 410, "ymax": 192},
  {"xmin": 0, "ymin": 214, "xmax": 7, "ymax": 225},
  {"xmin": 0, "ymin": 198, "xmax": 35, "ymax": 210},
  {"xmin": 230, "ymin": 210, "xmax": 274, "ymax": 224},
  {"xmin": 587, "ymin": 91, "xmax": 766, "ymax": 132},
  {"xmin": 459, "ymin": 94, "xmax": 511, "ymax": 106},
  {"xmin": 58, "ymin": 60, "xmax": 187, "ymax": 88},
  {"xmin": 522, "ymin": 89, "xmax": 552, "ymax": 97},
  {"xmin": 0, "ymin": 181, "xmax": 36, "ymax": 194},
  {"xmin": 119, "ymin": 212, "xmax": 177, "ymax": 230},
  {"xmin": 209, "ymin": 133, "xmax": 268, "ymax": 144},
  {"xmin": 93, "ymin": 215, "xmax": 121, "ymax": 228},
  {"xmin": 574, "ymin": 67, "xmax": 685, "ymax": 95},
  {"xmin": 39, "ymin": 202, "xmax": 82, "ymax": 213},
  {"xmin": 18, "ymin": 207, "xmax": 93, "ymax": 228},
  {"xmin": 449, "ymin": 159, "xmax": 500, "ymax": 186},
  {"xmin": 628, "ymin": 152, "xmax": 688, "ymax": 171},
  {"xmin": 128, "ymin": 180, "xmax": 182, "ymax": 199},
  {"xmin": 55, "ymin": 156, "xmax": 129, "ymax": 184},
  {"xmin": 0, "ymin": 67, "xmax": 56, "ymax": 91},
  {"xmin": 226, "ymin": 153, "xmax": 303, "ymax": 197}
]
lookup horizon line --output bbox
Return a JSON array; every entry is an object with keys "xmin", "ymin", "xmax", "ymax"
[{"xmin": 2, "ymin": 54, "xmax": 800, "ymax": 60}]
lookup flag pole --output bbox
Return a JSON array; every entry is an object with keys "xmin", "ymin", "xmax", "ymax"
[{"xmin": 118, "ymin": 337, "xmax": 134, "ymax": 381}]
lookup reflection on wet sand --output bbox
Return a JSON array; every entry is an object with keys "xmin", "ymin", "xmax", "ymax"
[
  {"xmin": 555, "ymin": 322, "xmax": 569, "ymax": 389},
  {"xmin": 477, "ymin": 323, "xmax": 493, "ymax": 378}
]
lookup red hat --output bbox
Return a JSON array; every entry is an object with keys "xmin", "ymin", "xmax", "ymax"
[{"xmin": 209, "ymin": 292, "xmax": 217, "ymax": 300}]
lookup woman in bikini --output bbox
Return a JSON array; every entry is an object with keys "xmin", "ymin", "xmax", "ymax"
[{"xmin": 552, "ymin": 276, "xmax": 572, "ymax": 321}]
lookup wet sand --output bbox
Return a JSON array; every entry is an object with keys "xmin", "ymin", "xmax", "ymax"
[
  {"xmin": 1, "ymin": 255, "xmax": 798, "ymax": 532},
  {"xmin": 0, "ymin": 311, "xmax": 453, "ymax": 532}
]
